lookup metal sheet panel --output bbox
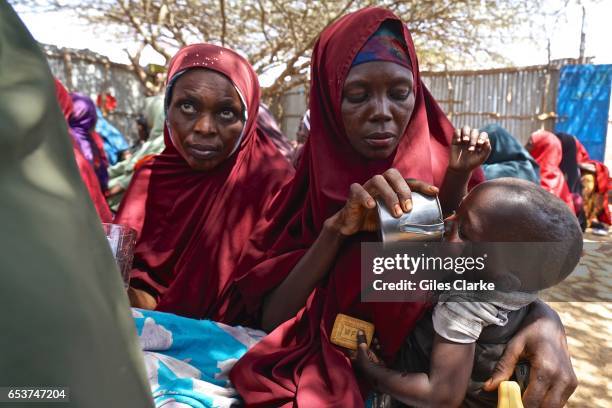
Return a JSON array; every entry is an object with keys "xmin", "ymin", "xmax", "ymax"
[{"xmin": 421, "ymin": 65, "xmax": 560, "ymax": 145}]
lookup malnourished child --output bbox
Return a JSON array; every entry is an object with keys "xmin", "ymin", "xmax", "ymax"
[{"xmin": 353, "ymin": 178, "xmax": 583, "ymax": 407}]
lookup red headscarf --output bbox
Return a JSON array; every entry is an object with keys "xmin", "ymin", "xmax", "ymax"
[
  {"xmin": 230, "ymin": 8, "xmax": 484, "ymax": 407},
  {"xmin": 54, "ymin": 79, "xmax": 113, "ymax": 223},
  {"xmin": 114, "ymin": 44, "xmax": 293, "ymax": 322},
  {"xmin": 530, "ymin": 130, "xmax": 575, "ymax": 212}
]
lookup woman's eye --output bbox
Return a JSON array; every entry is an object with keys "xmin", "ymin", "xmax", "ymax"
[
  {"xmin": 219, "ymin": 109, "xmax": 237, "ymax": 121},
  {"xmin": 180, "ymin": 102, "xmax": 196, "ymax": 114},
  {"xmin": 345, "ymin": 93, "xmax": 368, "ymax": 103},
  {"xmin": 390, "ymin": 89, "xmax": 410, "ymax": 100}
]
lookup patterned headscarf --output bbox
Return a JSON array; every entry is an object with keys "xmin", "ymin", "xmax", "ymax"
[{"xmin": 351, "ymin": 20, "xmax": 411, "ymax": 69}]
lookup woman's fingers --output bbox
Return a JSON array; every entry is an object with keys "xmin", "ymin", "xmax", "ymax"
[
  {"xmin": 539, "ymin": 375, "xmax": 577, "ymax": 408},
  {"xmin": 383, "ymin": 168, "xmax": 412, "ymax": 212},
  {"xmin": 348, "ymin": 183, "xmax": 375, "ymax": 211},
  {"xmin": 405, "ymin": 178, "xmax": 439, "ymax": 196},
  {"xmin": 522, "ymin": 363, "xmax": 555, "ymax": 407},
  {"xmin": 482, "ymin": 335, "xmax": 523, "ymax": 391},
  {"xmin": 364, "ymin": 174, "xmax": 402, "ymax": 217}
]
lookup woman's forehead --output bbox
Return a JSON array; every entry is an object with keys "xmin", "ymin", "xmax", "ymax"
[
  {"xmin": 344, "ymin": 61, "xmax": 414, "ymax": 85},
  {"xmin": 175, "ymin": 69, "xmax": 235, "ymax": 92},
  {"xmin": 171, "ymin": 69, "xmax": 243, "ymax": 107}
]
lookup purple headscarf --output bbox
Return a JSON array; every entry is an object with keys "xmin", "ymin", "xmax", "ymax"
[{"xmin": 69, "ymin": 93, "xmax": 109, "ymax": 190}]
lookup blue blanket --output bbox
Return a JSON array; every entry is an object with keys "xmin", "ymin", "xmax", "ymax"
[{"xmin": 132, "ymin": 309, "xmax": 265, "ymax": 407}]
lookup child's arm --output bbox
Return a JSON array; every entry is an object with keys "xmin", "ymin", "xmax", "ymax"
[
  {"xmin": 354, "ymin": 332, "xmax": 475, "ymax": 407},
  {"xmin": 439, "ymin": 126, "xmax": 490, "ymax": 215}
]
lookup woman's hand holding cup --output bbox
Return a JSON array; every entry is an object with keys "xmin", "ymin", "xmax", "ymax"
[{"xmin": 326, "ymin": 169, "xmax": 439, "ymax": 236}]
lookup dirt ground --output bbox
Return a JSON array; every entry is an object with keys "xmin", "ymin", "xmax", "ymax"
[{"xmin": 546, "ymin": 229, "xmax": 611, "ymax": 407}]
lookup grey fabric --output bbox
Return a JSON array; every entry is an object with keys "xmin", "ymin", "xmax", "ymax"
[
  {"xmin": 0, "ymin": 2, "xmax": 153, "ymax": 407},
  {"xmin": 433, "ymin": 291, "xmax": 537, "ymax": 343}
]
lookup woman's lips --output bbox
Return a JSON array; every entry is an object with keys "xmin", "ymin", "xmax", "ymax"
[
  {"xmin": 186, "ymin": 144, "xmax": 221, "ymax": 160},
  {"xmin": 363, "ymin": 132, "xmax": 396, "ymax": 148}
]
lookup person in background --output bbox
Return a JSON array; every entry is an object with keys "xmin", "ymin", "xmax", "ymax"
[
  {"xmin": 106, "ymin": 95, "xmax": 166, "ymax": 211},
  {"xmin": 55, "ymin": 80, "xmax": 113, "ymax": 222},
  {"xmin": 574, "ymin": 137, "xmax": 610, "ymax": 235},
  {"xmin": 581, "ymin": 163, "xmax": 610, "ymax": 235},
  {"xmin": 292, "ymin": 109, "xmax": 310, "ymax": 167},
  {"xmin": 69, "ymin": 93, "xmax": 110, "ymax": 192},
  {"xmin": 0, "ymin": 3, "xmax": 153, "ymax": 406},
  {"xmin": 527, "ymin": 130, "xmax": 575, "ymax": 213},
  {"xmin": 96, "ymin": 107, "xmax": 131, "ymax": 165},
  {"xmin": 258, "ymin": 104, "xmax": 295, "ymax": 162},
  {"xmin": 116, "ymin": 43, "xmax": 294, "ymax": 322},
  {"xmin": 480, "ymin": 123, "xmax": 539, "ymax": 184},
  {"xmin": 555, "ymin": 131, "xmax": 586, "ymax": 229}
]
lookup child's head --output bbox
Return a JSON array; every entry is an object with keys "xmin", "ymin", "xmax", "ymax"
[{"xmin": 444, "ymin": 178, "xmax": 583, "ymax": 289}]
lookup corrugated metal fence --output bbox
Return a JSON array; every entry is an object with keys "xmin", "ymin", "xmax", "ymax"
[
  {"xmin": 280, "ymin": 65, "xmax": 561, "ymax": 145},
  {"xmin": 43, "ymin": 44, "xmax": 147, "ymax": 142},
  {"xmin": 421, "ymin": 65, "xmax": 560, "ymax": 145}
]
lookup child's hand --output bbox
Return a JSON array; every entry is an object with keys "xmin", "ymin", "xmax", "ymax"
[
  {"xmin": 350, "ymin": 331, "xmax": 384, "ymax": 371},
  {"xmin": 448, "ymin": 126, "xmax": 491, "ymax": 173}
]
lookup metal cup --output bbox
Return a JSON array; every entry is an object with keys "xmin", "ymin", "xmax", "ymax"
[{"xmin": 377, "ymin": 192, "xmax": 444, "ymax": 242}]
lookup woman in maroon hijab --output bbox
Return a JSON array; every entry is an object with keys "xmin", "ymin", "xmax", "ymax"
[
  {"xmin": 230, "ymin": 8, "xmax": 577, "ymax": 407},
  {"xmin": 115, "ymin": 44, "xmax": 293, "ymax": 322}
]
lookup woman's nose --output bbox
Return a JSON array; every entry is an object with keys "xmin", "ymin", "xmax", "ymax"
[
  {"xmin": 370, "ymin": 96, "xmax": 392, "ymax": 123},
  {"xmin": 194, "ymin": 113, "xmax": 216, "ymax": 135}
]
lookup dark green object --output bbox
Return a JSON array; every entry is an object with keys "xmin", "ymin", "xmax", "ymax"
[{"xmin": 0, "ymin": 2, "xmax": 153, "ymax": 406}]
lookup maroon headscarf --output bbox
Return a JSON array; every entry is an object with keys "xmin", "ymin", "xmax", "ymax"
[
  {"xmin": 114, "ymin": 43, "xmax": 293, "ymax": 322},
  {"xmin": 530, "ymin": 130, "xmax": 575, "ymax": 212},
  {"xmin": 230, "ymin": 7, "xmax": 484, "ymax": 407},
  {"xmin": 54, "ymin": 79, "xmax": 112, "ymax": 223}
]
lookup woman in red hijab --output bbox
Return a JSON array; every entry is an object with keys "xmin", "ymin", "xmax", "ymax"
[
  {"xmin": 115, "ymin": 44, "xmax": 293, "ymax": 322},
  {"xmin": 528, "ymin": 130, "xmax": 575, "ymax": 212},
  {"xmin": 54, "ymin": 79, "xmax": 113, "ymax": 223},
  {"xmin": 230, "ymin": 8, "xmax": 578, "ymax": 407}
]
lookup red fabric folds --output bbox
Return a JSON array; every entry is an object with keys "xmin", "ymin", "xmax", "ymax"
[
  {"xmin": 114, "ymin": 44, "xmax": 293, "ymax": 322},
  {"xmin": 230, "ymin": 8, "xmax": 484, "ymax": 407},
  {"xmin": 54, "ymin": 79, "xmax": 112, "ymax": 223},
  {"xmin": 530, "ymin": 130, "xmax": 575, "ymax": 212}
]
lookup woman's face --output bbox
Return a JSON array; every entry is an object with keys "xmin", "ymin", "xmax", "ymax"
[
  {"xmin": 167, "ymin": 69, "xmax": 245, "ymax": 171},
  {"xmin": 341, "ymin": 61, "xmax": 415, "ymax": 160}
]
